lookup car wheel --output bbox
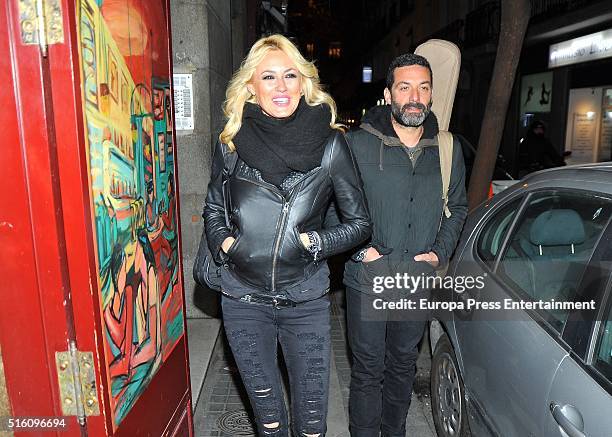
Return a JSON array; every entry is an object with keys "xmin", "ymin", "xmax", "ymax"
[{"xmin": 431, "ymin": 334, "xmax": 471, "ymax": 437}]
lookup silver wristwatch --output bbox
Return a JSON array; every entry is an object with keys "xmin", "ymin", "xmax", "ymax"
[{"xmin": 354, "ymin": 247, "xmax": 369, "ymax": 262}]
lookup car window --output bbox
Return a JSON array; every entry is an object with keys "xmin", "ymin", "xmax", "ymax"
[
  {"xmin": 476, "ymin": 197, "xmax": 523, "ymax": 266},
  {"xmin": 498, "ymin": 191, "xmax": 612, "ymax": 332},
  {"xmin": 594, "ymin": 303, "xmax": 612, "ymax": 382}
]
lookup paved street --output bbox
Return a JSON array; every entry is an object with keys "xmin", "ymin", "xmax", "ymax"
[{"xmin": 192, "ymin": 290, "xmax": 436, "ymax": 436}]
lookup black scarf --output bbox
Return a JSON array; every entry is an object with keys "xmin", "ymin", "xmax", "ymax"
[{"xmin": 233, "ymin": 97, "xmax": 333, "ymax": 187}]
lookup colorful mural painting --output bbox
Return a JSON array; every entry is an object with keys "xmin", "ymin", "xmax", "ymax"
[{"xmin": 76, "ymin": 0, "xmax": 183, "ymax": 428}]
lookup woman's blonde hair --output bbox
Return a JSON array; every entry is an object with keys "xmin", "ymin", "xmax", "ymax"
[{"xmin": 219, "ymin": 34, "xmax": 342, "ymax": 148}]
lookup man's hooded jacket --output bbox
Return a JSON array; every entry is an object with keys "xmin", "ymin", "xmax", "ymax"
[{"xmin": 343, "ymin": 105, "xmax": 468, "ymax": 294}]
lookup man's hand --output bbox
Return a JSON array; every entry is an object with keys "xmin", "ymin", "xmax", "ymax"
[
  {"xmin": 363, "ymin": 247, "xmax": 383, "ymax": 262},
  {"xmin": 414, "ymin": 251, "xmax": 439, "ymax": 267},
  {"xmin": 221, "ymin": 237, "xmax": 236, "ymax": 253}
]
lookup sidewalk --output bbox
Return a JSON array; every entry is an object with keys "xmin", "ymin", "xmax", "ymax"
[{"xmin": 189, "ymin": 290, "xmax": 436, "ymax": 436}]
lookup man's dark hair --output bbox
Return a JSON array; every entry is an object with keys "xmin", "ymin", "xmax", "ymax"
[{"xmin": 386, "ymin": 53, "xmax": 433, "ymax": 89}]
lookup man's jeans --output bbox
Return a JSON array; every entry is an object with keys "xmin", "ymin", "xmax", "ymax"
[
  {"xmin": 346, "ymin": 288, "xmax": 427, "ymax": 437},
  {"xmin": 221, "ymin": 294, "xmax": 331, "ymax": 437}
]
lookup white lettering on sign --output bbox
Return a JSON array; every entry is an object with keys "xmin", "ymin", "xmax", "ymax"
[{"xmin": 549, "ymin": 29, "xmax": 612, "ymax": 68}]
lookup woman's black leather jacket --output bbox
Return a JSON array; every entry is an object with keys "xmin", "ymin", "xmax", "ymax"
[{"xmin": 204, "ymin": 130, "xmax": 371, "ymax": 292}]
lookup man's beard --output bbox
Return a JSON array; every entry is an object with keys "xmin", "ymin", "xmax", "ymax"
[{"xmin": 391, "ymin": 101, "xmax": 431, "ymax": 127}]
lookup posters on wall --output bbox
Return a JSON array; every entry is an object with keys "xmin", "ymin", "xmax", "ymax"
[
  {"xmin": 571, "ymin": 113, "xmax": 597, "ymax": 162},
  {"xmin": 600, "ymin": 115, "xmax": 612, "ymax": 161},
  {"xmin": 520, "ymin": 72, "xmax": 553, "ymax": 114},
  {"xmin": 77, "ymin": 0, "xmax": 183, "ymax": 428},
  {"xmin": 600, "ymin": 88, "xmax": 612, "ymax": 161},
  {"xmin": 564, "ymin": 87, "xmax": 612, "ymax": 165}
]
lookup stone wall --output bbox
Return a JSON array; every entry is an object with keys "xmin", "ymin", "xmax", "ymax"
[{"xmin": 170, "ymin": 0, "xmax": 247, "ymax": 318}]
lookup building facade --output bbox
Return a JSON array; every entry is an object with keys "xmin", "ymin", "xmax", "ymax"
[{"xmin": 355, "ymin": 0, "xmax": 612, "ymax": 176}]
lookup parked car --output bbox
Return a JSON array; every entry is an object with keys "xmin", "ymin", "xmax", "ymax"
[{"xmin": 429, "ymin": 162, "xmax": 612, "ymax": 437}]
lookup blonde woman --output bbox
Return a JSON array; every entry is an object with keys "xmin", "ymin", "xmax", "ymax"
[{"xmin": 203, "ymin": 34, "xmax": 371, "ymax": 436}]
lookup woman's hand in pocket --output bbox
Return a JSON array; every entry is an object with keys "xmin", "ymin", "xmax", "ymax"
[
  {"xmin": 221, "ymin": 237, "xmax": 236, "ymax": 254},
  {"xmin": 299, "ymin": 233, "xmax": 310, "ymax": 249}
]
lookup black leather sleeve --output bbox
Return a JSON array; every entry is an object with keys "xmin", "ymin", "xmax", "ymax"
[
  {"xmin": 322, "ymin": 199, "xmax": 341, "ymax": 228},
  {"xmin": 318, "ymin": 132, "xmax": 372, "ymax": 258},
  {"xmin": 203, "ymin": 141, "xmax": 232, "ymax": 263}
]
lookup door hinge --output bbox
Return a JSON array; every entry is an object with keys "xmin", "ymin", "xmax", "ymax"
[
  {"xmin": 55, "ymin": 342, "xmax": 100, "ymax": 425},
  {"xmin": 18, "ymin": 0, "xmax": 64, "ymax": 57}
]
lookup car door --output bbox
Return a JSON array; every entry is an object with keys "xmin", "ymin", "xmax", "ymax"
[
  {"xmin": 453, "ymin": 189, "xmax": 612, "ymax": 437},
  {"xmin": 453, "ymin": 193, "xmax": 567, "ymax": 437},
  {"xmin": 544, "ymin": 221, "xmax": 612, "ymax": 437}
]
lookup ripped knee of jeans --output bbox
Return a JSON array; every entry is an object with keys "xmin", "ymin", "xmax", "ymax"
[
  {"xmin": 254, "ymin": 387, "xmax": 272, "ymax": 398},
  {"xmin": 262, "ymin": 421, "xmax": 281, "ymax": 435}
]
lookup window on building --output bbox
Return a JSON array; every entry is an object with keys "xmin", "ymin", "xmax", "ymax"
[
  {"xmin": 306, "ymin": 42, "xmax": 314, "ymax": 58},
  {"xmin": 362, "ymin": 66, "xmax": 372, "ymax": 83},
  {"xmin": 328, "ymin": 42, "xmax": 341, "ymax": 59}
]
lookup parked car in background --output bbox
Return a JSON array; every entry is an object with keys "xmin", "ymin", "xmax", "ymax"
[{"xmin": 429, "ymin": 163, "xmax": 612, "ymax": 437}]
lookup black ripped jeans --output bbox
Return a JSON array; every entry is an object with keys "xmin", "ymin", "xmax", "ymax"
[{"xmin": 221, "ymin": 294, "xmax": 331, "ymax": 437}]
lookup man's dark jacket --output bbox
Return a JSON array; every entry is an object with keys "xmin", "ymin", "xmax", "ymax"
[{"xmin": 343, "ymin": 105, "xmax": 468, "ymax": 294}]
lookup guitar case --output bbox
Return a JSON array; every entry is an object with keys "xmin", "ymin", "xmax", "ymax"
[{"xmin": 415, "ymin": 39, "xmax": 461, "ymax": 131}]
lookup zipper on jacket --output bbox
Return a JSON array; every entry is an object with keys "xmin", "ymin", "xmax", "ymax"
[
  {"xmin": 236, "ymin": 173, "xmax": 285, "ymax": 197},
  {"xmin": 270, "ymin": 176, "xmax": 308, "ymax": 291},
  {"xmin": 271, "ymin": 201, "xmax": 291, "ymax": 291},
  {"xmin": 235, "ymin": 164, "xmax": 321, "ymax": 193},
  {"xmin": 234, "ymin": 166, "xmax": 318, "ymax": 292}
]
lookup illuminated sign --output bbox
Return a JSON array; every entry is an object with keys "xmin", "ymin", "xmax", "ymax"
[{"xmin": 549, "ymin": 29, "xmax": 612, "ymax": 68}]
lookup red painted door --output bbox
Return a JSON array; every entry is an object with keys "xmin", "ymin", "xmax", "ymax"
[{"xmin": 0, "ymin": 1, "xmax": 192, "ymax": 435}]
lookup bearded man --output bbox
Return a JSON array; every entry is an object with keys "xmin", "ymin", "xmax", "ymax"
[{"xmin": 343, "ymin": 53, "xmax": 468, "ymax": 437}]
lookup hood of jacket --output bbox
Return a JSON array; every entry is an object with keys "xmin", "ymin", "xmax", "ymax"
[{"xmin": 360, "ymin": 104, "xmax": 440, "ymax": 147}]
